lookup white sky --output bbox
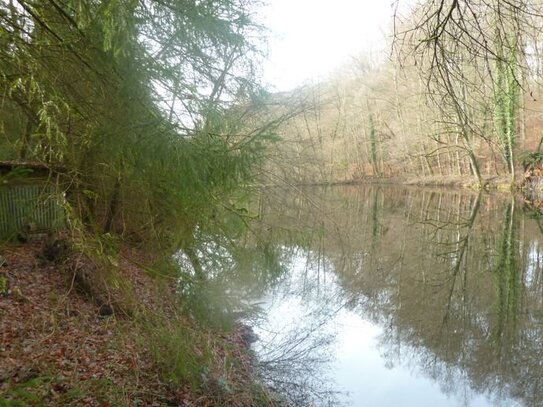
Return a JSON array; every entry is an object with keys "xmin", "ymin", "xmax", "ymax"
[{"xmin": 261, "ymin": 0, "xmax": 395, "ymax": 91}]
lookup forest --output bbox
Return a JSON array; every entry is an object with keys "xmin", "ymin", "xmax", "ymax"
[
  {"xmin": 264, "ymin": 0, "xmax": 543, "ymax": 189},
  {"xmin": 2, "ymin": 0, "xmax": 543, "ymax": 238}
]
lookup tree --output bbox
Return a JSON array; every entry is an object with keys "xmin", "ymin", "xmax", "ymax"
[
  {"xmin": 0, "ymin": 0, "xmax": 273, "ymax": 252},
  {"xmin": 395, "ymin": 0, "xmax": 540, "ymax": 184}
]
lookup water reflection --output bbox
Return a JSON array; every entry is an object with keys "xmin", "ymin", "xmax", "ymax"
[
  {"xmin": 251, "ymin": 186, "xmax": 543, "ymax": 407},
  {"xmin": 175, "ymin": 227, "xmax": 288, "ymax": 327},
  {"xmin": 253, "ymin": 250, "xmax": 345, "ymax": 406}
]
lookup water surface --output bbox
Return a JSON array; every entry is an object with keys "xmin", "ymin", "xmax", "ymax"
[{"xmin": 247, "ymin": 185, "xmax": 543, "ymax": 407}]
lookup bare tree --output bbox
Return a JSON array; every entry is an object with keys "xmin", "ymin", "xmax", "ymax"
[{"xmin": 394, "ymin": 0, "xmax": 543, "ymax": 184}]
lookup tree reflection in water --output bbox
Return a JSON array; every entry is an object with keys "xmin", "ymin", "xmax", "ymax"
[
  {"xmin": 251, "ymin": 185, "xmax": 543, "ymax": 407},
  {"xmin": 251, "ymin": 248, "xmax": 348, "ymax": 406}
]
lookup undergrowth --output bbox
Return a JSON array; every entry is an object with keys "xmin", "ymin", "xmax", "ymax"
[
  {"xmin": 0, "ymin": 230, "xmax": 279, "ymax": 406},
  {"xmin": 0, "ymin": 375, "xmax": 122, "ymax": 407}
]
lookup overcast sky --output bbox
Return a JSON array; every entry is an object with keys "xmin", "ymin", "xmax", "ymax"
[{"xmin": 260, "ymin": 0, "xmax": 396, "ymax": 91}]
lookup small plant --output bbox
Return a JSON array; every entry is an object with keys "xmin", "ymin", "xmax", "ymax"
[
  {"xmin": 0, "ymin": 275, "xmax": 8, "ymax": 296},
  {"xmin": 521, "ymin": 151, "xmax": 543, "ymax": 172},
  {"xmin": 0, "ymin": 376, "xmax": 52, "ymax": 407}
]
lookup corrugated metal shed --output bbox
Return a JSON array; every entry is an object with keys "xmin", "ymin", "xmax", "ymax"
[{"xmin": 0, "ymin": 161, "xmax": 65, "ymax": 241}]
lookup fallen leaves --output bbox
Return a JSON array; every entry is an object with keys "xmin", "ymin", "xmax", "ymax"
[
  {"xmin": 0, "ymin": 244, "xmax": 152, "ymax": 405},
  {"xmin": 0, "ymin": 243, "xmax": 276, "ymax": 406}
]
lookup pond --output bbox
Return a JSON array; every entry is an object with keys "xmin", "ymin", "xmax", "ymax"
[{"xmin": 240, "ymin": 185, "xmax": 543, "ymax": 407}]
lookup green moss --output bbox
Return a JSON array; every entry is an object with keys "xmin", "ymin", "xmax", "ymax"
[{"xmin": 0, "ymin": 276, "xmax": 8, "ymax": 295}]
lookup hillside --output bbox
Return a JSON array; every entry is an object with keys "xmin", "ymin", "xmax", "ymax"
[{"xmin": 0, "ymin": 240, "xmax": 274, "ymax": 406}]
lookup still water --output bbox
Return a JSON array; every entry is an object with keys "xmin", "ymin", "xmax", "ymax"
[{"xmin": 242, "ymin": 185, "xmax": 543, "ymax": 407}]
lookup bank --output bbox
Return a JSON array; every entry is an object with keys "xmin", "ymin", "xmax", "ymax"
[{"xmin": 0, "ymin": 238, "xmax": 279, "ymax": 407}]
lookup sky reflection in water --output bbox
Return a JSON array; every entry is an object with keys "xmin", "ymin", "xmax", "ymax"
[{"xmin": 249, "ymin": 186, "xmax": 539, "ymax": 407}]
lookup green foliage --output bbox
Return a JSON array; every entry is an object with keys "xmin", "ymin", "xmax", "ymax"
[
  {"xmin": 0, "ymin": 375, "xmax": 117, "ymax": 407},
  {"xmin": 141, "ymin": 316, "xmax": 212, "ymax": 388},
  {"xmin": 0, "ymin": 399, "xmax": 25, "ymax": 407},
  {"xmin": 176, "ymin": 233, "xmax": 286, "ymax": 329},
  {"xmin": 0, "ymin": 275, "xmax": 8, "ymax": 295},
  {"xmin": 1, "ymin": 376, "xmax": 54, "ymax": 406},
  {"xmin": 0, "ymin": 0, "xmax": 277, "ymax": 255},
  {"xmin": 0, "ymin": 3, "xmax": 285, "ymax": 400},
  {"xmin": 493, "ymin": 31, "xmax": 521, "ymax": 176},
  {"xmin": 521, "ymin": 151, "xmax": 543, "ymax": 170},
  {"xmin": 492, "ymin": 202, "xmax": 520, "ymax": 343},
  {"xmin": 0, "ymin": 168, "xmax": 34, "ymax": 185}
]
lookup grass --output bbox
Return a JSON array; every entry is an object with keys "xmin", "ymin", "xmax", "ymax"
[
  {"xmin": 0, "ymin": 375, "xmax": 122, "ymax": 407},
  {"xmin": 141, "ymin": 316, "xmax": 211, "ymax": 389}
]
